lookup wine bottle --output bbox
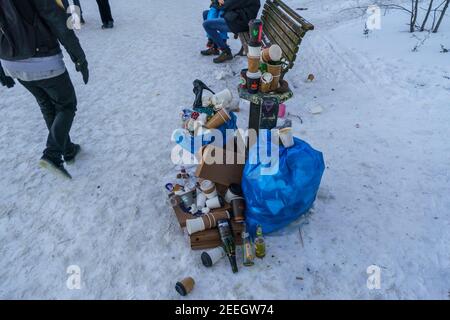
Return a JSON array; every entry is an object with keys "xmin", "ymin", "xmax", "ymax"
[{"xmin": 217, "ymin": 219, "xmax": 238, "ymax": 273}]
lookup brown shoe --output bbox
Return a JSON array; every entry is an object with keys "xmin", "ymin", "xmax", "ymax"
[
  {"xmin": 213, "ymin": 48, "xmax": 233, "ymax": 63},
  {"xmin": 201, "ymin": 47, "xmax": 220, "ymax": 56}
]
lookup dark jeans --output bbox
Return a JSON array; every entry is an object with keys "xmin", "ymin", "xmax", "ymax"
[
  {"xmin": 19, "ymin": 71, "xmax": 77, "ymax": 162},
  {"xmin": 96, "ymin": 0, "xmax": 114, "ymax": 24},
  {"xmin": 202, "ymin": 10, "xmax": 230, "ymax": 50}
]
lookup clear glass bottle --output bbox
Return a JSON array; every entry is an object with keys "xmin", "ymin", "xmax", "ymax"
[
  {"xmin": 255, "ymin": 225, "xmax": 266, "ymax": 259},
  {"xmin": 242, "ymin": 232, "xmax": 255, "ymax": 266}
]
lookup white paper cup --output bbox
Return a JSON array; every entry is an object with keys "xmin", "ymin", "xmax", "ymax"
[
  {"xmin": 201, "ymin": 246, "xmax": 226, "ymax": 267},
  {"xmin": 248, "ymin": 44, "xmax": 262, "ymax": 57},
  {"xmin": 206, "ymin": 196, "xmax": 223, "ymax": 209},
  {"xmin": 279, "ymin": 127, "xmax": 294, "ymax": 148},
  {"xmin": 200, "ymin": 180, "xmax": 217, "ymax": 199},
  {"xmin": 204, "ymin": 189, "xmax": 217, "ymax": 199},
  {"xmin": 225, "ymin": 189, "xmax": 240, "ymax": 203},
  {"xmin": 269, "ymin": 45, "xmax": 282, "ymax": 62},
  {"xmin": 186, "ymin": 217, "xmax": 206, "ymax": 235},
  {"xmin": 200, "ymin": 180, "xmax": 214, "ymax": 191},
  {"xmin": 211, "ymin": 89, "xmax": 233, "ymax": 107},
  {"xmin": 196, "ymin": 190, "xmax": 207, "ymax": 208}
]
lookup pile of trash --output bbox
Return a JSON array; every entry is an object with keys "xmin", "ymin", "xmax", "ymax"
[
  {"xmin": 167, "ymin": 20, "xmax": 325, "ymax": 297},
  {"xmin": 165, "ymin": 73, "xmax": 325, "ymax": 297}
]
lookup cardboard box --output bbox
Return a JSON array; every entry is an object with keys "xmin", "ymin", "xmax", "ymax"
[{"xmin": 195, "ymin": 135, "xmax": 246, "ymax": 186}]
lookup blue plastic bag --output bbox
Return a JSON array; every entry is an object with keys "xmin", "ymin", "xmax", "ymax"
[
  {"xmin": 174, "ymin": 111, "xmax": 237, "ymax": 155},
  {"xmin": 242, "ymin": 137, "xmax": 325, "ymax": 235}
]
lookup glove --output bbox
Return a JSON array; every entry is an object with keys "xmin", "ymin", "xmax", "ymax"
[
  {"xmin": 75, "ymin": 60, "xmax": 89, "ymax": 84},
  {"xmin": 0, "ymin": 67, "xmax": 15, "ymax": 88}
]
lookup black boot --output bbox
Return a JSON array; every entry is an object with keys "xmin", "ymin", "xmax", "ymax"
[
  {"xmin": 102, "ymin": 21, "xmax": 114, "ymax": 29},
  {"xmin": 64, "ymin": 144, "xmax": 81, "ymax": 164},
  {"xmin": 201, "ymin": 47, "xmax": 220, "ymax": 56},
  {"xmin": 39, "ymin": 155, "xmax": 72, "ymax": 179},
  {"xmin": 213, "ymin": 48, "xmax": 233, "ymax": 64}
]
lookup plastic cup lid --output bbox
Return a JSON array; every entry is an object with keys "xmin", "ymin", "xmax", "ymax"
[
  {"xmin": 175, "ymin": 282, "xmax": 187, "ymax": 296},
  {"xmin": 201, "ymin": 252, "xmax": 213, "ymax": 267}
]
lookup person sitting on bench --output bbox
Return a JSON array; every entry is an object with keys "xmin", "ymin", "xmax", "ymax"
[
  {"xmin": 201, "ymin": 0, "xmax": 229, "ymax": 57},
  {"xmin": 202, "ymin": 0, "xmax": 260, "ymax": 64}
]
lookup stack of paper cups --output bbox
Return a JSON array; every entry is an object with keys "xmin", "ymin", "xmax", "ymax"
[{"xmin": 186, "ymin": 210, "xmax": 231, "ymax": 235}]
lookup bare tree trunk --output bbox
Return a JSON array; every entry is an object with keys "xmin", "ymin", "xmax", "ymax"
[
  {"xmin": 410, "ymin": 0, "xmax": 420, "ymax": 32},
  {"xmin": 433, "ymin": 0, "xmax": 450, "ymax": 32},
  {"xmin": 421, "ymin": 0, "xmax": 435, "ymax": 31}
]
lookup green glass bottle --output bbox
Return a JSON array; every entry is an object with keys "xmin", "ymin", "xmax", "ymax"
[{"xmin": 255, "ymin": 225, "xmax": 266, "ymax": 259}]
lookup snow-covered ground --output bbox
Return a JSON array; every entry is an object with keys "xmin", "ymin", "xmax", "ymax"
[{"xmin": 0, "ymin": 0, "xmax": 449, "ymax": 299}]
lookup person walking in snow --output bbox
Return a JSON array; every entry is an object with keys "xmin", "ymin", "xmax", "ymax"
[
  {"xmin": 96, "ymin": 0, "xmax": 114, "ymax": 29},
  {"xmin": 202, "ymin": 0, "xmax": 260, "ymax": 63},
  {"xmin": 0, "ymin": 0, "xmax": 89, "ymax": 179}
]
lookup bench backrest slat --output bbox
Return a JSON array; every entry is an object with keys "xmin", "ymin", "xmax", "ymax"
[
  {"xmin": 263, "ymin": 5, "xmax": 303, "ymax": 46},
  {"xmin": 272, "ymin": 0, "xmax": 314, "ymax": 31},
  {"xmin": 264, "ymin": 1, "xmax": 305, "ymax": 38}
]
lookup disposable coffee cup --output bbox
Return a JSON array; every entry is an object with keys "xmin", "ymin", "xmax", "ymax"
[
  {"xmin": 279, "ymin": 127, "xmax": 294, "ymax": 148},
  {"xmin": 196, "ymin": 189, "xmax": 207, "ymax": 208},
  {"xmin": 200, "ymin": 180, "xmax": 216, "ymax": 195},
  {"xmin": 248, "ymin": 44, "xmax": 262, "ymax": 57},
  {"xmin": 240, "ymin": 69, "xmax": 248, "ymax": 89},
  {"xmin": 247, "ymin": 55, "xmax": 260, "ymax": 73},
  {"xmin": 202, "ymin": 210, "xmax": 230, "ymax": 230},
  {"xmin": 205, "ymin": 108, "xmax": 231, "ymax": 129},
  {"xmin": 224, "ymin": 184, "xmax": 243, "ymax": 203},
  {"xmin": 267, "ymin": 63, "xmax": 282, "ymax": 77},
  {"xmin": 186, "ymin": 217, "xmax": 206, "ymax": 235},
  {"xmin": 206, "ymin": 196, "xmax": 224, "ymax": 210},
  {"xmin": 175, "ymin": 277, "xmax": 195, "ymax": 296},
  {"xmin": 201, "ymin": 246, "xmax": 226, "ymax": 267},
  {"xmin": 246, "ymin": 71, "xmax": 262, "ymax": 94},
  {"xmin": 271, "ymin": 75, "xmax": 281, "ymax": 91},
  {"xmin": 260, "ymin": 72, "xmax": 273, "ymax": 93},
  {"xmin": 267, "ymin": 63, "xmax": 282, "ymax": 90},
  {"xmin": 231, "ymin": 197, "xmax": 246, "ymax": 222},
  {"xmin": 212, "ymin": 89, "xmax": 233, "ymax": 107},
  {"xmin": 262, "ymin": 44, "xmax": 282, "ymax": 63}
]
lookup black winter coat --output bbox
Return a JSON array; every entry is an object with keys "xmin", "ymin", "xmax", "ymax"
[
  {"xmin": 222, "ymin": 0, "xmax": 261, "ymax": 34},
  {"xmin": 7, "ymin": 0, "xmax": 85, "ymax": 64}
]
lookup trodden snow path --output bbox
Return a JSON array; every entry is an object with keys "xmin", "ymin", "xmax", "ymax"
[{"xmin": 0, "ymin": 0, "xmax": 449, "ymax": 299}]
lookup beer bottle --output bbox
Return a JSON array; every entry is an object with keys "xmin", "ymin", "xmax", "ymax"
[{"xmin": 255, "ymin": 225, "xmax": 266, "ymax": 259}]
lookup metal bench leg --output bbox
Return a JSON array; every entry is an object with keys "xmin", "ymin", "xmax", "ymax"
[{"xmin": 235, "ymin": 46, "xmax": 246, "ymax": 57}]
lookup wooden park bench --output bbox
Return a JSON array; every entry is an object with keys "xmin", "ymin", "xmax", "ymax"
[{"xmin": 236, "ymin": 0, "xmax": 314, "ymax": 79}]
